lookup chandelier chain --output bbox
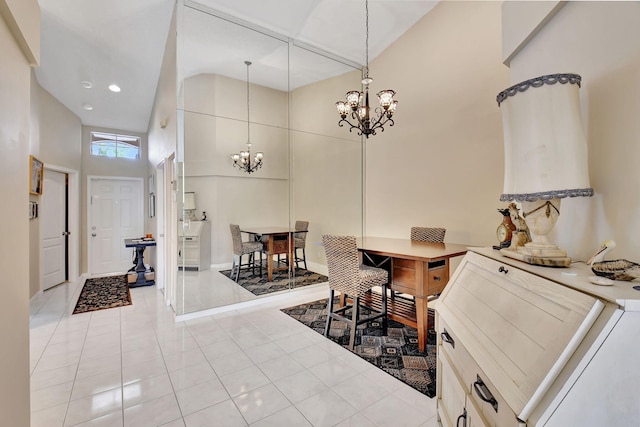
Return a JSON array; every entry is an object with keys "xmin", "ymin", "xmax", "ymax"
[
  {"xmin": 245, "ymin": 60, "xmax": 251, "ymax": 144},
  {"xmin": 365, "ymin": 0, "xmax": 369, "ymax": 78}
]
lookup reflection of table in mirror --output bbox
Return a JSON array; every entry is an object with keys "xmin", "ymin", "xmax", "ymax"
[
  {"xmin": 240, "ymin": 227, "xmax": 307, "ymax": 282},
  {"xmin": 124, "ymin": 238, "xmax": 156, "ymax": 287}
]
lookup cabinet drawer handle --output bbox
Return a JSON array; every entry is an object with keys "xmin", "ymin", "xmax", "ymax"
[
  {"xmin": 441, "ymin": 329, "xmax": 455, "ymax": 348},
  {"xmin": 456, "ymin": 408, "xmax": 467, "ymax": 427},
  {"xmin": 474, "ymin": 375, "xmax": 498, "ymax": 412},
  {"xmin": 433, "ymin": 276, "xmax": 442, "ymax": 281},
  {"xmin": 498, "ymin": 266, "xmax": 508, "ymax": 274}
]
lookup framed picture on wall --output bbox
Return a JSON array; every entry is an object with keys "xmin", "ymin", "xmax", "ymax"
[{"xmin": 29, "ymin": 155, "xmax": 44, "ymax": 195}]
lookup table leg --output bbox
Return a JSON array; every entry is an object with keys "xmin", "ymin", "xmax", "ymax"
[
  {"xmin": 415, "ymin": 297, "xmax": 428, "ymax": 352},
  {"xmin": 267, "ymin": 238, "xmax": 274, "ymax": 282}
]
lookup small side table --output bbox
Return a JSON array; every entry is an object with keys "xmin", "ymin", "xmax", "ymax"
[{"xmin": 124, "ymin": 238, "xmax": 156, "ymax": 287}]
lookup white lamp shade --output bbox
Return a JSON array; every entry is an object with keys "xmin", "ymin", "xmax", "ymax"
[
  {"xmin": 184, "ymin": 192, "xmax": 196, "ymax": 210},
  {"xmin": 498, "ymin": 74, "xmax": 593, "ymax": 201}
]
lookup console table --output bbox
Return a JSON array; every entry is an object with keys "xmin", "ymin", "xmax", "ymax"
[
  {"xmin": 357, "ymin": 237, "xmax": 469, "ymax": 352},
  {"xmin": 124, "ymin": 238, "xmax": 156, "ymax": 287}
]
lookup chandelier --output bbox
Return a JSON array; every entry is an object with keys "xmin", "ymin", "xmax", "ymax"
[
  {"xmin": 335, "ymin": 0, "xmax": 397, "ymax": 138},
  {"xmin": 231, "ymin": 60, "xmax": 264, "ymax": 173}
]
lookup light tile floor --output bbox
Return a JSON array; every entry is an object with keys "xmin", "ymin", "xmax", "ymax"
[{"xmin": 29, "ymin": 275, "xmax": 438, "ymax": 426}]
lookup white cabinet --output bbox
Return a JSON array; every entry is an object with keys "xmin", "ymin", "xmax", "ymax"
[
  {"xmin": 178, "ymin": 220, "xmax": 210, "ymax": 270},
  {"xmin": 436, "ymin": 247, "xmax": 640, "ymax": 427}
]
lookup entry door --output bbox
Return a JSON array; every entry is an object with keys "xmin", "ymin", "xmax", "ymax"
[
  {"xmin": 90, "ymin": 178, "xmax": 143, "ymax": 275},
  {"xmin": 41, "ymin": 170, "xmax": 67, "ymax": 290}
]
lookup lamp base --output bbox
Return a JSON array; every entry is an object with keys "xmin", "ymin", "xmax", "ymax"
[{"xmin": 500, "ymin": 248, "xmax": 571, "ymax": 267}]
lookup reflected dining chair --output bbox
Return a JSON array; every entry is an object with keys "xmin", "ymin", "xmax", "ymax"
[
  {"xmin": 293, "ymin": 220, "xmax": 309, "ymax": 269},
  {"xmin": 322, "ymin": 235, "xmax": 388, "ymax": 350},
  {"xmin": 229, "ymin": 224, "xmax": 263, "ymax": 282},
  {"xmin": 410, "ymin": 226, "xmax": 446, "ymax": 243}
]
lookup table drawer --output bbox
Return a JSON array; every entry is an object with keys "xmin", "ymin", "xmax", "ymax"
[
  {"xmin": 426, "ymin": 258, "xmax": 448, "ymax": 295},
  {"xmin": 392, "ymin": 258, "xmax": 418, "ymax": 294}
]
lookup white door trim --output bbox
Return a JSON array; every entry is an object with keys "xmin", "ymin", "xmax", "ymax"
[
  {"xmin": 87, "ymin": 175, "xmax": 144, "ymax": 276},
  {"xmin": 40, "ymin": 164, "xmax": 80, "ymax": 286}
]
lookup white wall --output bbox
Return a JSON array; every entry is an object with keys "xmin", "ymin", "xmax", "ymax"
[
  {"xmin": 365, "ymin": 1, "xmax": 509, "ymax": 248},
  {"xmin": 0, "ymin": 2, "xmax": 37, "ymax": 425},
  {"xmin": 182, "ymin": 73, "xmax": 290, "ymax": 265},
  {"xmin": 505, "ymin": 1, "xmax": 640, "ymax": 262},
  {"xmin": 28, "ymin": 79, "xmax": 82, "ymax": 297}
]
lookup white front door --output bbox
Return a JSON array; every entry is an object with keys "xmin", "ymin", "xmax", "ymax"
[
  {"xmin": 41, "ymin": 169, "xmax": 67, "ymax": 290},
  {"xmin": 90, "ymin": 178, "xmax": 143, "ymax": 275}
]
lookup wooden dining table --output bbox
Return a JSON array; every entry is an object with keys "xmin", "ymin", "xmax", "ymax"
[
  {"xmin": 356, "ymin": 237, "xmax": 469, "ymax": 352},
  {"xmin": 240, "ymin": 226, "xmax": 306, "ymax": 282}
]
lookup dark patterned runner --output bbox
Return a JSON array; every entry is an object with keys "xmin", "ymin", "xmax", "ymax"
[
  {"xmin": 281, "ymin": 297, "xmax": 437, "ymax": 398},
  {"xmin": 219, "ymin": 266, "xmax": 328, "ymax": 296},
  {"xmin": 73, "ymin": 275, "xmax": 132, "ymax": 314}
]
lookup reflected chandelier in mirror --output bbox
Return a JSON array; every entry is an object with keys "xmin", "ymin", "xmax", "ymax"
[{"xmin": 231, "ymin": 60, "xmax": 264, "ymax": 173}]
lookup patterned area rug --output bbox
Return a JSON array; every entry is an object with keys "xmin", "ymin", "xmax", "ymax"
[
  {"xmin": 219, "ymin": 266, "xmax": 328, "ymax": 296},
  {"xmin": 73, "ymin": 275, "xmax": 132, "ymax": 314},
  {"xmin": 281, "ymin": 297, "xmax": 437, "ymax": 398}
]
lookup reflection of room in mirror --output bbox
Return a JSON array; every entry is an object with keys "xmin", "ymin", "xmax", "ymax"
[{"xmin": 176, "ymin": 5, "xmax": 363, "ymax": 317}]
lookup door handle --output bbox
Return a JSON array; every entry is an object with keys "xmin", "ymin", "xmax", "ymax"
[
  {"xmin": 62, "ymin": 231, "xmax": 71, "ymax": 236},
  {"xmin": 91, "ymin": 233, "xmax": 96, "ymax": 237},
  {"xmin": 474, "ymin": 375, "xmax": 499, "ymax": 412},
  {"xmin": 441, "ymin": 329, "xmax": 455, "ymax": 348}
]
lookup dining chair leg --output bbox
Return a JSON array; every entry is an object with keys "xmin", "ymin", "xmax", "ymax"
[
  {"xmin": 381, "ymin": 282, "xmax": 388, "ymax": 335},
  {"xmin": 324, "ymin": 289, "xmax": 335, "ymax": 337},
  {"xmin": 230, "ymin": 257, "xmax": 237, "ymax": 280},
  {"xmin": 349, "ymin": 296, "xmax": 360, "ymax": 350},
  {"xmin": 301, "ymin": 248, "xmax": 307, "ymax": 270}
]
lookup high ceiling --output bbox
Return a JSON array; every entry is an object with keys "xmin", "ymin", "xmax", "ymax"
[{"xmin": 35, "ymin": 0, "xmax": 438, "ymax": 133}]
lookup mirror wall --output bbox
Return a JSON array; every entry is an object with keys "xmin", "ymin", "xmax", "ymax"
[{"xmin": 175, "ymin": 1, "xmax": 364, "ymax": 315}]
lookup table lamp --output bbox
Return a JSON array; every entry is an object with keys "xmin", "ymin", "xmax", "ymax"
[
  {"xmin": 496, "ymin": 73, "xmax": 593, "ymax": 267},
  {"xmin": 184, "ymin": 191, "xmax": 196, "ymax": 221}
]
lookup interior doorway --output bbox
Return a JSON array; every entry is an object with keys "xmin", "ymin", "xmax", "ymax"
[
  {"xmin": 88, "ymin": 177, "xmax": 144, "ymax": 276},
  {"xmin": 41, "ymin": 169, "xmax": 68, "ymax": 290}
]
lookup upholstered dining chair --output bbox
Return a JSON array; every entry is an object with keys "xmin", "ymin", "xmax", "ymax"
[
  {"xmin": 410, "ymin": 226, "xmax": 446, "ymax": 243},
  {"xmin": 322, "ymin": 235, "xmax": 388, "ymax": 350},
  {"xmin": 293, "ymin": 220, "xmax": 309, "ymax": 269},
  {"xmin": 229, "ymin": 224, "xmax": 263, "ymax": 282}
]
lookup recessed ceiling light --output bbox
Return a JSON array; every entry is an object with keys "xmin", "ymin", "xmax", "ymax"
[
  {"xmin": 83, "ymin": 104, "xmax": 93, "ymax": 111},
  {"xmin": 108, "ymin": 84, "xmax": 121, "ymax": 93},
  {"xmin": 81, "ymin": 81, "xmax": 93, "ymax": 89}
]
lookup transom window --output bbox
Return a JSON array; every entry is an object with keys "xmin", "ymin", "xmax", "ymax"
[{"xmin": 90, "ymin": 132, "xmax": 140, "ymax": 159}]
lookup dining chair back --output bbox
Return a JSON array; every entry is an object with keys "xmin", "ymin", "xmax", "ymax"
[
  {"xmin": 322, "ymin": 234, "xmax": 388, "ymax": 350},
  {"xmin": 410, "ymin": 227, "xmax": 446, "ymax": 243},
  {"xmin": 293, "ymin": 220, "xmax": 309, "ymax": 269},
  {"xmin": 229, "ymin": 224, "xmax": 263, "ymax": 281}
]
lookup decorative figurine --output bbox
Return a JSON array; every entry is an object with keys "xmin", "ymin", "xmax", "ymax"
[
  {"xmin": 506, "ymin": 202, "xmax": 531, "ymax": 250},
  {"xmin": 588, "ymin": 240, "xmax": 640, "ymax": 281}
]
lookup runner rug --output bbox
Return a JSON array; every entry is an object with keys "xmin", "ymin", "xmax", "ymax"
[
  {"xmin": 73, "ymin": 275, "xmax": 132, "ymax": 314},
  {"xmin": 281, "ymin": 297, "xmax": 437, "ymax": 398},
  {"xmin": 219, "ymin": 266, "xmax": 328, "ymax": 296}
]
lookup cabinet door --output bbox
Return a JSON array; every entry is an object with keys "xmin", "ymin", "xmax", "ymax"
[
  {"xmin": 438, "ymin": 351, "xmax": 467, "ymax": 427},
  {"xmin": 183, "ymin": 244, "xmax": 199, "ymax": 264},
  {"xmin": 466, "ymin": 395, "xmax": 489, "ymax": 427}
]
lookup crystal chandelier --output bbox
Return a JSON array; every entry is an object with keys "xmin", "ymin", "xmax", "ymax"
[
  {"xmin": 231, "ymin": 61, "xmax": 264, "ymax": 173},
  {"xmin": 335, "ymin": 0, "xmax": 397, "ymax": 138}
]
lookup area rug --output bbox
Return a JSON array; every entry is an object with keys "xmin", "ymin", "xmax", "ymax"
[
  {"xmin": 281, "ymin": 297, "xmax": 437, "ymax": 398},
  {"xmin": 73, "ymin": 275, "xmax": 132, "ymax": 314},
  {"xmin": 219, "ymin": 266, "xmax": 328, "ymax": 296}
]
